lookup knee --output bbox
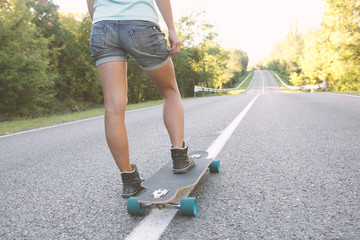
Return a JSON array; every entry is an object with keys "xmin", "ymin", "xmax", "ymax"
[
  {"xmin": 161, "ymin": 84, "xmax": 180, "ymax": 99},
  {"xmin": 104, "ymin": 98, "xmax": 127, "ymax": 117},
  {"xmin": 105, "ymin": 106, "xmax": 125, "ymax": 115}
]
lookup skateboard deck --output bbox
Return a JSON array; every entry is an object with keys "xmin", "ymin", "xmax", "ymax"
[{"xmin": 127, "ymin": 151, "xmax": 220, "ymax": 216}]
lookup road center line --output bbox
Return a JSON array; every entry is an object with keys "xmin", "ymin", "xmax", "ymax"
[
  {"xmin": 125, "ymin": 94, "xmax": 260, "ymax": 240},
  {"xmin": 261, "ymin": 71, "xmax": 265, "ymax": 94}
]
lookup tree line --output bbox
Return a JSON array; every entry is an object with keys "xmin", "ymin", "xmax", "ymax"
[
  {"xmin": 261, "ymin": 0, "xmax": 359, "ymax": 92},
  {"xmin": 0, "ymin": 0, "xmax": 248, "ymax": 120}
]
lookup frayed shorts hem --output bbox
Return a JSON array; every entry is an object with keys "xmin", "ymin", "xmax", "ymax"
[
  {"xmin": 96, "ymin": 55, "xmax": 171, "ymax": 71},
  {"xmin": 140, "ymin": 56, "xmax": 170, "ymax": 71},
  {"xmin": 95, "ymin": 56, "xmax": 128, "ymax": 67}
]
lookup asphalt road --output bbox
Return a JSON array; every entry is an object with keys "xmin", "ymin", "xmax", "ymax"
[{"xmin": 1, "ymin": 70, "xmax": 359, "ymax": 239}]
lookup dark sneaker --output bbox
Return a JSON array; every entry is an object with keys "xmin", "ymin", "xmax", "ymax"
[
  {"xmin": 171, "ymin": 143, "xmax": 195, "ymax": 174},
  {"xmin": 121, "ymin": 164, "xmax": 143, "ymax": 198}
]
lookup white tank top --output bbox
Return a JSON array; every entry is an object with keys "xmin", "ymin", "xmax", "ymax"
[{"xmin": 93, "ymin": 0, "xmax": 159, "ymax": 24}]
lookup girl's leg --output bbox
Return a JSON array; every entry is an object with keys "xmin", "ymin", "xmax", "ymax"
[
  {"xmin": 97, "ymin": 61, "xmax": 132, "ymax": 172},
  {"xmin": 145, "ymin": 59, "xmax": 195, "ymax": 173},
  {"xmin": 145, "ymin": 59, "xmax": 184, "ymax": 148}
]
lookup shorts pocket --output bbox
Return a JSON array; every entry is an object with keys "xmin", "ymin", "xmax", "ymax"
[
  {"xmin": 130, "ymin": 26, "xmax": 167, "ymax": 55},
  {"xmin": 90, "ymin": 24, "xmax": 107, "ymax": 57}
]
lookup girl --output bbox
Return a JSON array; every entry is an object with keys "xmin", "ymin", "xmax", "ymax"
[{"xmin": 86, "ymin": 0, "xmax": 194, "ymax": 197}]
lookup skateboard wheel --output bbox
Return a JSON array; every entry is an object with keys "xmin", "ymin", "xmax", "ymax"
[
  {"xmin": 209, "ymin": 160, "xmax": 220, "ymax": 173},
  {"xmin": 127, "ymin": 197, "xmax": 145, "ymax": 215},
  {"xmin": 180, "ymin": 197, "xmax": 198, "ymax": 216}
]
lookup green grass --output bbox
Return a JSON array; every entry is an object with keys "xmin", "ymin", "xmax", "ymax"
[
  {"xmin": 237, "ymin": 72, "xmax": 254, "ymax": 90},
  {"xmin": 269, "ymin": 71, "xmax": 302, "ymax": 93},
  {"xmin": 227, "ymin": 71, "xmax": 254, "ymax": 94},
  {"xmin": 0, "ymin": 100, "xmax": 164, "ymax": 136}
]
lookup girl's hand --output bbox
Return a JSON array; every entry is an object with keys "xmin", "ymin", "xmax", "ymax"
[{"xmin": 168, "ymin": 28, "xmax": 181, "ymax": 56}]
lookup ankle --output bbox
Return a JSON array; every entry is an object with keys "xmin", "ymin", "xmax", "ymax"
[
  {"xmin": 121, "ymin": 169, "xmax": 135, "ymax": 174},
  {"xmin": 120, "ymin": 165, "xmax": 133, "ymax": 173},
  {"xmin": 171, "ymin": 141, "xmax": 186, "ymax": 149}
]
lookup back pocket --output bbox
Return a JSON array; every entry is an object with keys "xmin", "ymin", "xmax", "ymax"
[
  {"xmin": 130, "ymin": 26, "xmax": 167, "ymax": 55},
  {"xmin": 90, "ymin": 24, "xmax": 107, "ymax": 57}
]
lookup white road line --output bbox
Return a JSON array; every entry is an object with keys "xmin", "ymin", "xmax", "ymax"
[
  {"xmin": 126, "ymin": 208, "xmax": 178, "ymax": 240},
  {"xmin": 262, "ymin": 71, "xmax": 265, "ymax": 94},
  {"xmin": 324, "ymin": 92, "xmax": 360, "ymax": 98},
  {"xmin": 0, "ymin": 105, "xmax": 162, "ymax": 139},
  {"xmin": 0, "ymin": 115, "xmax": 104, "ymax": 139},
  {"xmin": 125, "ymin": 94, "xmax": 260, "ymax": 240}
]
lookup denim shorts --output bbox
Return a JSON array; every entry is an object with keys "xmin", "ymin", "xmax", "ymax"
[{"xmin": 90, "ymin": 20, "xmax": 170, "ymax": 70}]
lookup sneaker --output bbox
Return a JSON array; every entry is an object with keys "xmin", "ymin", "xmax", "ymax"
[
  {"xmin": 171, "ymin": 142, "xmax": 195, "ymax": 174},
  {"xmin": 121, "ymin": 164, "xmax": 143, "ymax": 198}
]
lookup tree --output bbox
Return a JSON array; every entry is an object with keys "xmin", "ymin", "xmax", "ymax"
[
  {"xmin": 27, "ymin": 0, "xmax": 60, "ymax": 39},
  {"xmin": 0, "ymin": 0, "xmax": 54, "ymax": 119},
  {"xmin": 265, "ymin": 0, "xmax": 360, "ymax": 91},
  {"xmin": 226, "ymin": 49, "xmax": 249, "ymax": 86},
  {"xmin": 0, "ymin": 5, "xmax": 250, "ymax": 119},
  {"xmin": 321, "ymin": 0, "xmax": 360, "ymax": 91},
  {"xmin": 53, "ymin": 13, "xmax": 102, "ymax": 108},
  {"xmin": 176, "ymin": 13, "xmax": 234, "ymax": 90},
  {"xmin": 265, "ymin": 24, "xmax": 304, "ymax": 78},
  {"xmin": 299, "ymin": 29, "xmax": 332, "ymax": 86}
]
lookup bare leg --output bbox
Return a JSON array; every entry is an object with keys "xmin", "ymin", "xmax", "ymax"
[
  {"xmin": 145, "ymin": 59, "xmax": 184, "ymax": 148},
  {"xmin": 97, "ymin": 61, "xmax": 132, "ymax": 172}
]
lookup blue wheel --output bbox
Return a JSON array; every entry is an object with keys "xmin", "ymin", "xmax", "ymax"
[
  {"xmin": 127, "ymin": 197, "xmax": 145, "ymax": 215},
  {"xmin": 180, "ymin": 197, "xmax": 198, "ymax": 216},
  {"xmin": 209, "ymin": 160, "xmax": 220, "ymax": 173}
]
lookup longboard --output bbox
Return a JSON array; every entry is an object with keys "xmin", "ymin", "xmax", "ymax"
[{"xmin": 127, "ymin": 151, "xmax": 220, "ymax": 216}]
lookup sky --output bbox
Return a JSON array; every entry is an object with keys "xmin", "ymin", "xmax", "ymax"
[{"xmin": 52, "ymin": 0, "xmax": 324, "ymax": 64}]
